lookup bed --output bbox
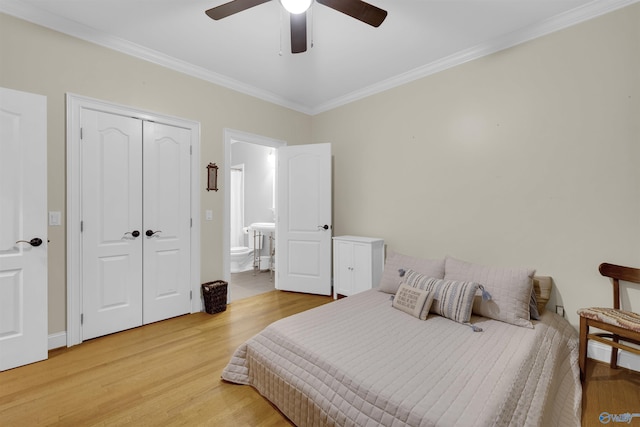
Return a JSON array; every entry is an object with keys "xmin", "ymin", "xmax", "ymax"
[{"xmin": 221, "ymin": 254, "xmax": 582, "ymax": 426}]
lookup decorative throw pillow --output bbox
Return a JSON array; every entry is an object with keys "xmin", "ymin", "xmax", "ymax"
[
  {"xmin": 401, "ymin": 269, "xmax": 488, "ymax": 325},
  {"xmin": 392, "ymin": 283, "xmax": 434, "ymax": 320},
  {"xmin": 378, "ymin": 250, "xmax": 445, "ymax": 294},
  {"xmin": 444, "ymin": 256, "xmax": 535, "ymax": 328}
]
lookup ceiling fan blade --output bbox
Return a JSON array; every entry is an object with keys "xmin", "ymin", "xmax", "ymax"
[
  {"xmin": 290, "ymin": 12, "xmax": 307, "ymax": 54},
  {"xmin": 316, "ymin": 0, "xmax": 387, "ymax": 27},
  {"xmin": 205, "ymin": 0, "xmax": 271, "ymax": 20}
]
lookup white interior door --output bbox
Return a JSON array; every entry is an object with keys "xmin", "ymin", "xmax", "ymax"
[
  {"xmin": 276, "ymin": 143, "xmax": 332, "ymax": 295},
  {"xmin": 0, "ymin": 87, "xmax": 48, "ymax": 371},
  {"xmin": 81, "ymin": 109, "xmax": 143, "ymax": 340},
  {"xmin": 142, "ymin": 121, "xmax": 191, "ymax": 324}
]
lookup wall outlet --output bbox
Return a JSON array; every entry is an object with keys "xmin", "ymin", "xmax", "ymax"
[
  {"xmin": 555, "ymin": 305, "xmax": 565, "ymax": 317},
  {"xmin": 205, "ymin": 210, "xmax": 213, "ymax": 221}
]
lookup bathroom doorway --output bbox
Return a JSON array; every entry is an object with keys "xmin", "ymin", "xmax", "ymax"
[{"xmin": 223, "ymin": 130, "xmax": 286, "ymax": 302}]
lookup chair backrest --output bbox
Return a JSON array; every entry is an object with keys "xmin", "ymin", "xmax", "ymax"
[{"xmin": 599, "ymin": 263, "xmax": 640, "ymax": 310}]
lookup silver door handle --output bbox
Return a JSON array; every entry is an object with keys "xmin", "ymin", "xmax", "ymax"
[
  {"xmin": 146, "ymin": 230, "xmax": 162, "ymax": 237},
  {"xmin": 317, "ymin": 225, "xmax": 329, "ymax": 230}
]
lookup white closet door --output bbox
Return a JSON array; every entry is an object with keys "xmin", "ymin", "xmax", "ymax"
[
  {"xmin": 81, "ymin": 110, "xmax": 143, "ymax": 340},
  {"xmin": 81, "ymin": 111, "xmax": 192, "ymax": 339},
  {"xmin": 142, "ymin": 121, "xmax": 191, "ymax": 324},
  {"xmin": 0, "ymin": 87, "xmax": 48, "ymax": 371}
]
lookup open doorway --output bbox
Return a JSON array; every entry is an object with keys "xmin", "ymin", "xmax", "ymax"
[{"xmin": 223, "ymin": 130, "xmax": 285, "ymax": 302}]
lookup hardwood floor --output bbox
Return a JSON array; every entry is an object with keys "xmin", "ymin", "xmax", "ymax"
[
  {"xmin": 581, "ymin": 360, "xmax": 640, "ymax": 427},
  {"xmin": 2, "ymin": 290, "xmax": 639, "ymax": 426},
  {"xmin": 0, "ymin": 291, "xmax": 332, "ymax": 426}
]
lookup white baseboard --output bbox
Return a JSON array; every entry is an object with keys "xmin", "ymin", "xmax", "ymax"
[
  {"xmin": 588, "ymin": 341, "xmax": 640, "ymax": 372},
  {"xmin": 48, "ymin": 331, "xmax": 67, "ymax": 350}
]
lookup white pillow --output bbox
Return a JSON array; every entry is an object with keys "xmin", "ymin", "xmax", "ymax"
[{"xmin": 444, "ymin": 256, "xmax": 535, "ymax": 328}]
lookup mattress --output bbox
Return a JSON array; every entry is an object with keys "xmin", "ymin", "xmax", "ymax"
[{"xmin": 221, "ymin": 289, "xmax": 581, "ymax": 426}]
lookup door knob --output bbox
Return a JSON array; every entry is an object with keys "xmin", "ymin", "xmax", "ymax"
[
  {"xmin": 124, "ymin": 230, "xmax": 140, "ymax": 238},
  {"xmin": 146, "ymin": 230, "xmax": 162, "ymax": 237},
  {"xmin": 318, "ymin": 225, "xmax": 329, "ymax": 230},
  {"xmin": 15, "ymin": 237, "xmax": 43, "ymax": 247}
]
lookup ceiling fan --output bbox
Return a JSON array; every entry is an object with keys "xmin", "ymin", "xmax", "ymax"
[{"xmin": 205, "ymin": 0, "xmax": 387, "ymax": 54}]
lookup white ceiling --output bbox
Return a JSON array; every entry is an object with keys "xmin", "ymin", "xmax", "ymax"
[{"xmin": 1, "ymin": 0, "xmax": 635, "ymax": 114}]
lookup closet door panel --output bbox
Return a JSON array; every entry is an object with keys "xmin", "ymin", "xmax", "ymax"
[
  {"xmin": 81, "ymin": 110, "xmax": 143, "ymax": 340},
  {"xmin": 142, "ymin": 122, "xmax": 191, "ymax": 324}
]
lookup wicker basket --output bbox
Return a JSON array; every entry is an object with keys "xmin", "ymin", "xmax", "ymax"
[{"xmin": 201, "ymin": 280, "xmax": 228, "ymax": 314}]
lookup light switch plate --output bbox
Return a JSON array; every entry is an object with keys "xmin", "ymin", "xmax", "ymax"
[
  {"xmin": 205, "ymin": 210, "xmax": 213, "ymax": 221},
  {"xmin": 49, "ymin": 211, "xmax": 61, "ymax": 226}
]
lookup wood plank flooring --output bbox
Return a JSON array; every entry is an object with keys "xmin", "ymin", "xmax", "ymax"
[
  {"xmin": 1, "ymin": 290, "xmax": 638, "ymax": 426},
  {"xmin": 581, "ymin": 360, "xmax": 640, "ymax": 427},
  {"xmin": 0, "ymin": 291, "xmax": 332, "ymax": 426}
]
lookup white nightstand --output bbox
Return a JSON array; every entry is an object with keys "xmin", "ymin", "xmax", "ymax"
[{"xmin": 332, "ymin": 236, "xmax": 384, "ymax": 299}]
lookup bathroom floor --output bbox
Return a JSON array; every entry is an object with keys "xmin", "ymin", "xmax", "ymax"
[{"xmin": 229, "ymin": 269, "xmax": 275, "ymax": 302}]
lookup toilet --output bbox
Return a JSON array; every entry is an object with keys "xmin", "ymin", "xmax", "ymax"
[{"xmin": 229, "ymin": 230, "xmax": 263, "ymax": 273}]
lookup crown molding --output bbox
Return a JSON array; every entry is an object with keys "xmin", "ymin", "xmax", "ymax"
[
  {"xmin": 2, "ymin": 0, "xmax": 637, "ymax": 116},
  {"xmin": 0, "ymin": 0, "xmax": 313, "ymax": 115},
  {"xmin": 310, "ymin": 0, "xmax": 640, "ymax": 114}
]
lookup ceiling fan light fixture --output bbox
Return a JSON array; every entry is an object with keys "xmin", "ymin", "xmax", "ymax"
[{"xmin": 280, "ymin": 0, "xmax": 312, "ymax": 14}]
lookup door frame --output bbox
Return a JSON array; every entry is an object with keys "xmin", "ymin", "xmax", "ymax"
[
  {"xmin": 222, "ymin": 129, "xmax": 285, "ymax": 298},
  {"xmin": 66, "ymin": 93, "xmax": 201, "ymax": 346}
]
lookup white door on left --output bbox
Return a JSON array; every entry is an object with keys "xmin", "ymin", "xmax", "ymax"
[{"xmin": 0, "ymin": 87, "xmax": 48, "ymax": 371}]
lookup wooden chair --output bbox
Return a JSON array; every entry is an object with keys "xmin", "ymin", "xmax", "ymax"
[{"xmin": 577, "ymin": 263, "xmax": 640, "ymax": 380}]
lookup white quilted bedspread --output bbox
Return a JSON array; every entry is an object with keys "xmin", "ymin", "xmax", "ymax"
[{"xmin": 221, "ymin": 290, "xmax": 581, "ymax": 427}]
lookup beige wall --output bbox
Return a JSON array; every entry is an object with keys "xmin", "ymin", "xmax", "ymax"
[
  {"xmin": 313, "ymin": 4, "xmax": 640, "ymax": 327},
  {"xmin": 2, "ymin": 4, "xmax": 639, "ymax": 335},
  {"xmin": 0, "ymin": 13, "xmax": 312, "ymax": 334}
]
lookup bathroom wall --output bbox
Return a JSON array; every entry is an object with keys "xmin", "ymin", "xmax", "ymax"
[{"xmin": 230, "ymin": 141, "xmax": 275, "ymax": 255}]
